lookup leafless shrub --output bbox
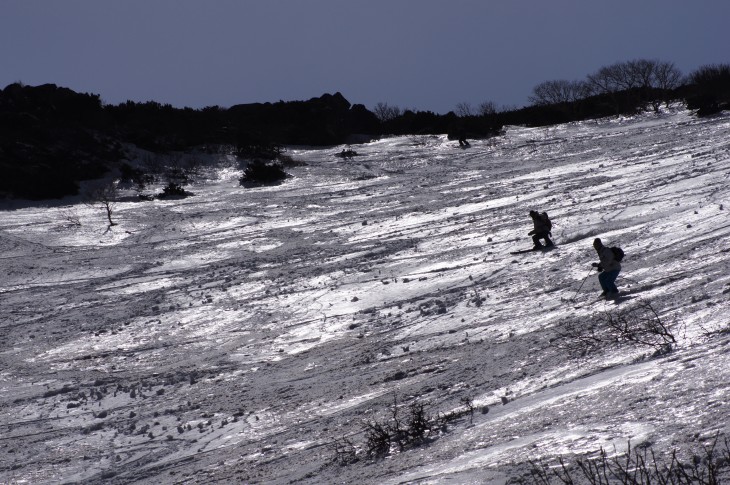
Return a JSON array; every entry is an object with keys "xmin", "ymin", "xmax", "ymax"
[
  {"xmin": 434, "ymin": 396, "xmax": 479, "ymax": 432},
  {"xmin": 331, "ymin": 437, "xmax": 358, "ymax": 465},
  {"xmin": 455, "ymin": 102, "xmax": 474, "ymax": 117},
  {"xmin": 60, "ymin": 209, "xmax": 82, "ymax": 228},
  {"xmin": 405, "ymin": 401, "xmax": 432, "ymax": 445},
  {"xmin": 373, "ymin": 102, "xmax": 402, "ymax": 122},
  {"xmin": 529, "ymin": 80, "xmax": 589, "ymax": 106},
  {"xmin": 601, "ymin": 301, "xmax": 675, "ymax": 350},
  {"xmin": 557, "ymin": 301, "xmax": 675, "ymax": 357},
  {"xmin": 478, "ymin": 100, "xmax": 497, "ymax": 116},
  {"xmin": 460, "ymin": 396, "xmax": 475, "ymax": 424},
  {"xmin": 653, "ymin": 61, "xmax": 683, "ymax": 109},
  {"xmin": 363, "ymin": 418, "xmax": 392, "ymax": 458},
  {"xmin": 700, "ymin": 323, "xmax": 730, "ymax": 339},
  {"xmin": 85, "ymin": 183, "xmax": 118, "ymax": 228},
  {"xmin": 585, "ymin": 59, "xmax": 683, "ymax": 108},
  {"xmin": 361, "ymin": 392, "xmax": 473, "ymax": 460},
  {"xmin": 696, "ymin": 312, "xmax": 730, "ymax": 339},
  {"xmin": 518, "ymin": 434, "xmax": 730, "ymax": 485}
]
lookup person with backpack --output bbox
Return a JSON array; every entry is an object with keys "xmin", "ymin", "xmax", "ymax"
[
  {"xmin": 528, "ymin": 210, "xmax": 553, "ymax": 249},
  {"xmin": 591, "ymin": 238, "xmax": 622, "ymax": 298},
  {"xmin": 458, "ymin": 131, "xmax": 469, "ymax": 147}
]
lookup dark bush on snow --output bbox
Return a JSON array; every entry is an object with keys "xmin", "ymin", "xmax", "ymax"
[
  {"xmin": 158, "ymin": 182, "xmax": 190, "ymax": 198},
  {"xmin": 234, "ymin": 134, "xmax": 281, "ymax": 160},
  {"xmin": 685, "ymin": 64, "xmax": 730, "ymax": 117},
  {"xmin": 239, "ymin": 159, "xmax": 287, "ymax": 185},
  {"xmin": 119, "ymin": 162, "xmax": 154, "ymax": 189},
  {"xmin": 354, "ymin": 393, "xmax": 476, "ymax": 460},
  {"xmin": 556, "ymin": 301, "xmax": 676, "ymax": 357},
  {"xmin": 522, "ymin": 434, "xmax": 730, "ymax": 485}
]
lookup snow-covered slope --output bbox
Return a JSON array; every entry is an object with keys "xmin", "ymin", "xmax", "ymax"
[{"xmin": 1, "ymin": 107, "xmax": 729, "ymax": 484}]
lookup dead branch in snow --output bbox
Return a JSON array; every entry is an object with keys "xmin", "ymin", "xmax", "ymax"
[
  {"xmin": 522, "ymin": 433, "xmax": 730, "ymax": 485},
  {"xmin": 556, "ymin": 301, "xmax": 676, "ymax": 357}
]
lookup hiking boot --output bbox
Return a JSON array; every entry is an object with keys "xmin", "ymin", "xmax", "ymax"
[
  {"xmin": 600, "ymin": 291, "xmax": 607, "ymax": 297},
  {"xmin": 605, "ymin": 292, "xmax": 620, "ymax": 299}
]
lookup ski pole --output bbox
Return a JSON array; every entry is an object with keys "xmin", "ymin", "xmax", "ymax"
[{"xmin": 571, "ymin": 267, "xmax": 593, "ymax": 301}]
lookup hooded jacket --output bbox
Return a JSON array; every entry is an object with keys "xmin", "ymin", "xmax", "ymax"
[
  {"xmin": 595, "ymin": 243, "xmax": 621, "ymax": 272},
  {"xmin": 529, "ymin": 212, "xmax": 551, "ymax": 235}
]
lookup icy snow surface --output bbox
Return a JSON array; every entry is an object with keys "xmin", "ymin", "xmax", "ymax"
[{"xmin": 1, "ymin": 108, "xmax": 729, "ymax": 484}]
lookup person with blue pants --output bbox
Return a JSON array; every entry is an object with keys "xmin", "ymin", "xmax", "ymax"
[{"xmin": 591, "ymin": 238, "xmax": 621, "ymax": 299}]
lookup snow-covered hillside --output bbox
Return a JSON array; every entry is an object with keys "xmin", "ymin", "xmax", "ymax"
[{"xmin": 1, "ymin": 107, "xmax": 729, "ymax": 484}]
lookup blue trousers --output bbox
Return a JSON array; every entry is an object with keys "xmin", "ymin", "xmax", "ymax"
[{"xmin": 598, "ymin": 270, "xmax": 620, "ymax": 293}]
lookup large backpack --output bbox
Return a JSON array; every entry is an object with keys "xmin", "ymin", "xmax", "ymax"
[
  {"xmin": 540, "ymin": 212, "xmax": 552, "ymax": 232},
  {"xmin": 610, "ymin": 246, "xmax": 625, "ymax": 262}
]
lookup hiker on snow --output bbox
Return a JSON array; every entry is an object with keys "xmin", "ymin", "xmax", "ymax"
[
  {"xmin": 592, "ymin": 238, "xmax": 621, "ymax": 298},
  {"xmin": 528, "ymin": 210, "xmax": 553, "ymax": 249},
  {"xmin": 458, "ymin": 131, "xmax": 469, "ymax": 147}
]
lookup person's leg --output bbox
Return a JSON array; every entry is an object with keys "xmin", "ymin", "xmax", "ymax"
[
  {"xmin": 603, "ymin": 270, "xmax": 620, "ymax": 293},
  {"xmin": 598, "ymin": 271, "xmax": 610, "ymax": 293},
  {"xmin": 599, "ymin": 270, "xmax": 620, "ymax": 296},
  {"xmin": 532, "ymin": 235, "xmax": 543, "ymax": 248}
]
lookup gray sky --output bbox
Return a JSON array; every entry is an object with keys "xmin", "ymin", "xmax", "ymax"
[{"xmin": 2, "ymin": 0, "xmax": 729, "ymax": 114}]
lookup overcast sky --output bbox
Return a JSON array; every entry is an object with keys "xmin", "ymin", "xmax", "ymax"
[{"xmin": 2, "ymin": 1, "xmax": 729, "ymax": 114}]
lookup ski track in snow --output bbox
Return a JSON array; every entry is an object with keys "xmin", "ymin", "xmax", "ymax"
[{"xmin": 1, "ymin": 108, "xmax": 730, "ymax": 484}]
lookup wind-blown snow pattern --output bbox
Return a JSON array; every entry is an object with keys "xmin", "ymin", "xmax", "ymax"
[{"xmin": 1, "ymin": 107, "xmax": 729, "ymax": 484}]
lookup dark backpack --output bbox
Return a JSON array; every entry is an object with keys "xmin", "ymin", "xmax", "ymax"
[
  {"xmin": 611, "ymin": 246, "xmax": 625, "ymax": 262},
  {"xmin": 540, "ymin": 212, "xmax": 552, "ymax": 232}
]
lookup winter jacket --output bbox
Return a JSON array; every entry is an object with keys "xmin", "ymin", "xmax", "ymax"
[
  {"xmin": 596, "ymin": 246, "xmax": 621, "ymax": 272},
  {"xmin": 529, "ymin": 214, "xmax": 551, "ymax": 235}
]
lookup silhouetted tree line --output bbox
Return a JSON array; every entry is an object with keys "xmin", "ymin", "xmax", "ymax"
[
  {"xmin": 684, "ymin": 63, "xmax": 730, "ymax": 115},
  {"xmin": 373, "ymin": 60, "xmax": 729, "ymax": 140},
  {"xmin": 0, "ymin": 83, "xmax": 121, "ymax": 199},
  {"xmin": 524, "ymin": 59, "xmax": 730, "ymax": 121},
  {"xmin": 1, "ymin": 59, "xmax": 728, "ymax": 200},
  {"xmin": 377, "ymin": 109, "xmax": 503, "ymax": 141},
  {"xmin": 0, "ymin": 86, "xmax": 380, "ymax": 199}
]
